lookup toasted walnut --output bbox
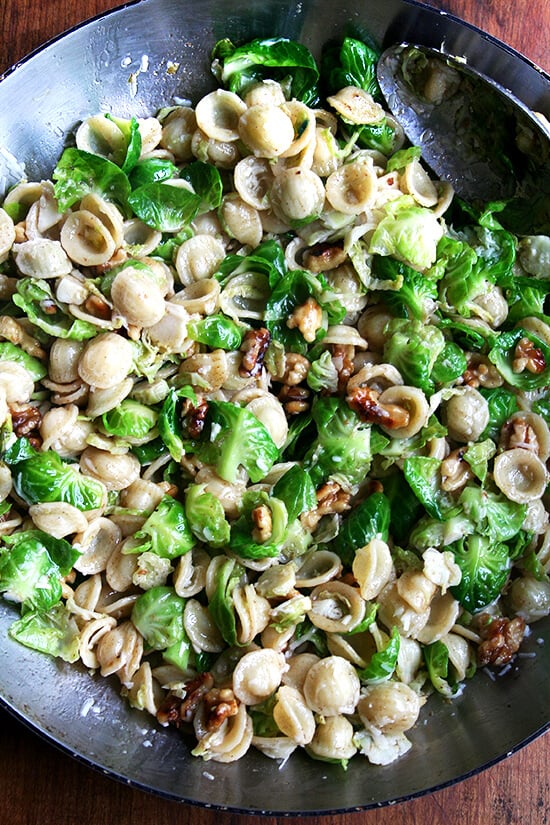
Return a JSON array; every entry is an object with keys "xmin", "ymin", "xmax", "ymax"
[
  {"xmin": 462, "ymin": 354, "xmax": 503, "ymax": 388},
  {"xmin": 512, "ymin": 337, "xmax": 546, "ymax": 375},
  {"xmin": 500, "ymin": 417, "xmax": 539, "ymax": 455},
  {"xmin": 346, "ymin": 385, "xmax": 410, "ymax": 429},
  {"xmin": 9, "ymin": 403, "xmax": 42, "ymax": 438},
  {"xmin": 476, "ymin": 614, "xmax": 526, "ymax": 667},
  {"xmin": 14, "ymin": 222, "xmax": 27, "ymax": 243},
  {"xmin": 91, "ymin": 247, "xmax": 128, "ymax": 274},
  {"xmin": 332, "ymin": 344, "xmax": 355, "ymax": 392},
  {"xmin": 157, "ymin": 672, "xmax": 214, "ymax": 727},
  {"xmin": 83, "ymin": 294, "xmax": 112, "ymax": 321},
  {"xmin": 186, "ymin": 398, "xmax": 209, "ymax": 439},
  {"xmin": 286, "ymin": 297, "xmax": 323, "ymax": 343},
  {"xmin": 303, "ymin": 242, "xmax": 347, "ymax": 273},
  {"xmin": 251, "ymin": 504, "xmax": 273, "ymax": 543},
  {"xmin": 281, "ymin": 352, "xmax": 310, "ymax": 386},
  {"xmin": 301, "ymin": 481, "xmax": 351, "ymax": 530},
  {"xmin": 0, "ymin": 315, "xmax": 46, "ymax": 360},
  {"xmin": 203, "ymin": 687, "xmax": 239, "ymax": 731},
  {"xmin": 440, "ymin": 447, "xmax": 473, "ymax": 492},
  {"xmin": 239, "ymin": 327, "xmax": 270, "ymax": 377},
  {"xmin": 278, "ymin": 384, "xmax": 311, "ymax": 415}
]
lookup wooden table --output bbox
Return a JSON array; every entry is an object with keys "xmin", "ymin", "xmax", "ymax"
[{"xmin": 1, "ymin": 1, "xmax": 549, "ymax": 823}]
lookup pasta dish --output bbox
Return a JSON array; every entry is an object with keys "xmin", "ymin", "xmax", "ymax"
[{"xmin": 0, "ymin": 35, "xmax": 549, "ymax": 767}]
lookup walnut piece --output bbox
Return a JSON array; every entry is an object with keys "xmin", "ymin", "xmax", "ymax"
[
  {"xmin": 303, "ymin": 242, "xmax": 347, "ymax": 273},
  {"xmin": 9, "ymin": 403, "xmax": 42, "ymax": 438},
  {"xmin": 281, "ymin": 352, "xmax": 310, "ymax": 386},
  {"xmin": 301, "ymin": 480, "xmax": 351, "ymax": 530},
  {"xmin": 346, "ymin": 385, "xmax": 410, "ymax": 429},
  {"xmin": 157, "ymin": 672, "xmax": 214, "ymax": 727},
  {"xmin": 203, "ymin": 687, "xmax": 239, "ymax": 731},
  {"xmin": 286, "ymin": 297, "xmax": 323, "ymax": 343},
  {"xmin": 500, "ymin": 416, "xmax": 540, "ymax": 455},
  {"xmin": 512, "ymin": 337, "xmax": 546, "ymax": 375},
  {"xmin": 278, "ymin": 384, "xmax": 310, "ymax": 415},
  {"xmin": 251, "ymin": 504, "xmax": 273, "ymax": 543},
  {"xmin": 239, "ymin": 327, "xmax": 270, "ymax": 377},
  {"xmin": 476, "ymin": 614, "xmax": 526, "ymax": 667}
]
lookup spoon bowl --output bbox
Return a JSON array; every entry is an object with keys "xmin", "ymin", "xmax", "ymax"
[{"xmin": 377, "ymin": 43, "xmax": 550, "ymax": 233}]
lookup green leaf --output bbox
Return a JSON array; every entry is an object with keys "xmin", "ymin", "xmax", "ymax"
[
  {"xmin": 184, "ymin": 484, "xmax": 230, "ymax": 549},
  {"xmin": 131, "ymin": 586, "xmax": 186, "ymax": 650},
  {"xmin": 13, "ymin": 279, "xmax": 98, "ymax": 340},
  {"xmin": 403, "ymin": 456, "xmax": 453, "ymax": 520},
  {"xmin": 101, "ymin": 399, "xmax": 158, "ymax": 439},
  {"xmin": 331, "ymin": 492, "xmax": 390, "ymax": 567},
  {"xmin": 450, "ymin": 534, "xmax": 510, "ymax": 613},
  {"xmin": 214, "ymin": 36, "xmax": 320, "ymax": 105},
  {"xmin": 187, "ymin": 314, "xmax": 244, "ymax": 350},
  {"xmin": 272, "ymin": 465, "xmax": 316, "ymax": 523},
  {"xmin": 130, "ymin": 495, "xmax": 195, "ymax": 560},
  {"xmin": 11, "ymin": 451, "xmax": 105, "ymax": 510},
  {"xmin": 423, "ymin": 640, "xmax": 459, "ymax": 698},
  {"xmin": 8, "ymin": 603, "xmax": 80, "ymax": 662},
  {"xmin": 53, "ymin": 147, "xmax": 131, "ymax": 211},
  {"xmin": 180, "ymin": 160, "xmax": 223, "ymax": 212},
  {"xmin": 0, "ymin": 342, "xmax": 47, "ymax": 381},
  {"xmin": 208, "ymin": 557, "xmax": 244, "ymax": 647},
  {"xmin": 128, "ymin": 182, "xmax": 201, "ymax": 231},
  {"xmin": 357, "ymin": 626, "xmax": 400, "ymax": 684}
]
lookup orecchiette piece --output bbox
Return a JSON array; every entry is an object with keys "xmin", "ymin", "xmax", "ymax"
[
  {"xmin": 238, "ymin": 104, "xmax": 295, "ymax": 158},
  {"xmin": 308, "ymin": 715, "xmax": 357, "ymax": 762},
  {"xmin": 302, "ymin": 655, "xmax": 360, "ymax": 716},
  {"xmin": 232, "ymin": 648, "xmax": 287, "ymax": 705},
  {"xmin": 111, "ymin": 266, "xmax": 166, "ymax": 328},
  {"xmin": 308, "ymin": 580, "xmax": 366, "ymax": 633},
  {"xmin": 493, "ymin": 448, "xmax": 549, "ymax": 503},
  {"xmin": 273, "ymin": 685, "xmax": 316, "ymax": 745},
  {"xmin": 77, "ymin": 332, "xmax": 134, "ymax": 389},
  {"xmin": 444, "ymin": 387, "xmax": 490, "ymax": 443},
  {"xmin": 195, "ymin": 90, "xmax": 247, "ymax": 142},
  {"xmin": 184, "ymin": 599, "xmax": 225, "ymax": 652},
  {"xmin": 415, "ymin": 592, "xmax": 461, "ymax": 645},
  {"xmin": 270, "ymin": 168, "xmax": 325, "ymax": 225},
  {"xmin": 79, "ymin": 446, "xmax": 141, "ymax": 491},
  {"xmin": 220, "ymin": 194, "xmax": 263, "ymax": 248},
  {"xmin": 281, "ymin": 653, "xmax": 321, "ymax": 691},
  {"xmin": 28, "ymin": 501, "xmax": 88, "ymax": 539},
  {"xmin": 60, "ymin": 210, "xmax": 117, "ymax": 266},
  {"xmin": 94, "ymin": 620, "xmax": 143, "ymax": 687},
  {"xmin": 378, "ymin": 385, "xmax": 430, "ymax": 439},
  {"xmin": 325, "ymin": 155, "xmax": 378, "ymax": 215},
  {"xmin": 0, "ymin": 208, "xmax": 15, "ymax": 264},
  {"xmin": 175, "ymin": 234, "xmax": 226, "ymax": 286},
  {"xmin": 357, "ymin": 682, "xmax": 422, "ymax": 734},
  {"xmin": 327, "ymin": 87, "xmax": 385, "ymax": 124},
  {"xmin": 352, "ymin": 538, "xmax": 394, "ymax": 601},
  {"xmin": 0, "ymin": 360, "xmax": 35, "ymax": 403},
  {"xmin": 73, "ymin": 517, "xmax": 122, "ymax": 575},
  {"xmin": 13, "ymin": 238, "xmax": 72, "ymax": 278},
  {"xmin": 233, "ymin": 583, "xmax": 271, "ymax": 645},
  {"xmin": 233, "ymin": 156, "xmax": 274, "ymax": 210}
]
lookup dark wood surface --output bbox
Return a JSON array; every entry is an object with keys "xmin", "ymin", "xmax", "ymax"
[{"xmin": 0, "ymin": 1, "xmax": 549, "ymax": 823}]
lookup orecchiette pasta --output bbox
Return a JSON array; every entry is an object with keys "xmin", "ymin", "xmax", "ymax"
[{"xmin": 0, "ymin": 31, "xmax": 547, "ymax": 777}]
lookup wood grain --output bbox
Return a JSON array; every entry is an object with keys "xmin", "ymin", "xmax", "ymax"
[{"xmin": 0, "ymin": 1, "xmax": 549, "ymax": 823}]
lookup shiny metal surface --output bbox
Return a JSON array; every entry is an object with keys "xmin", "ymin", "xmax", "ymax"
[
  {"xmin": 377, "ymin": 44, "xmax": 550, "ymax": 219},
  {"xmin": 0, "ymin": 0, "xmax": 549, "ymax": 813}
]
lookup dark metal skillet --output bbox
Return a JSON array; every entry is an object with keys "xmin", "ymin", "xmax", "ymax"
[
  {"xmin": 377, "ymin": 43, "xmax": 550, "ymax": 235},
  {"xmin": 0, "ymin": 0, "xmax": 549, "ymax": 815}
]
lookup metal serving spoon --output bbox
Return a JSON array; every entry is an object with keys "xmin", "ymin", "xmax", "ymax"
[{"xmin": 377, "ymin": 43, "xmax": 550, "ymax": 234}]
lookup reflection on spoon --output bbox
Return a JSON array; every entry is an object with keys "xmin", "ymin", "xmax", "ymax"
[{"xmin": 376, "ymin": 43, "xmax": 550, "ymax": 234}]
